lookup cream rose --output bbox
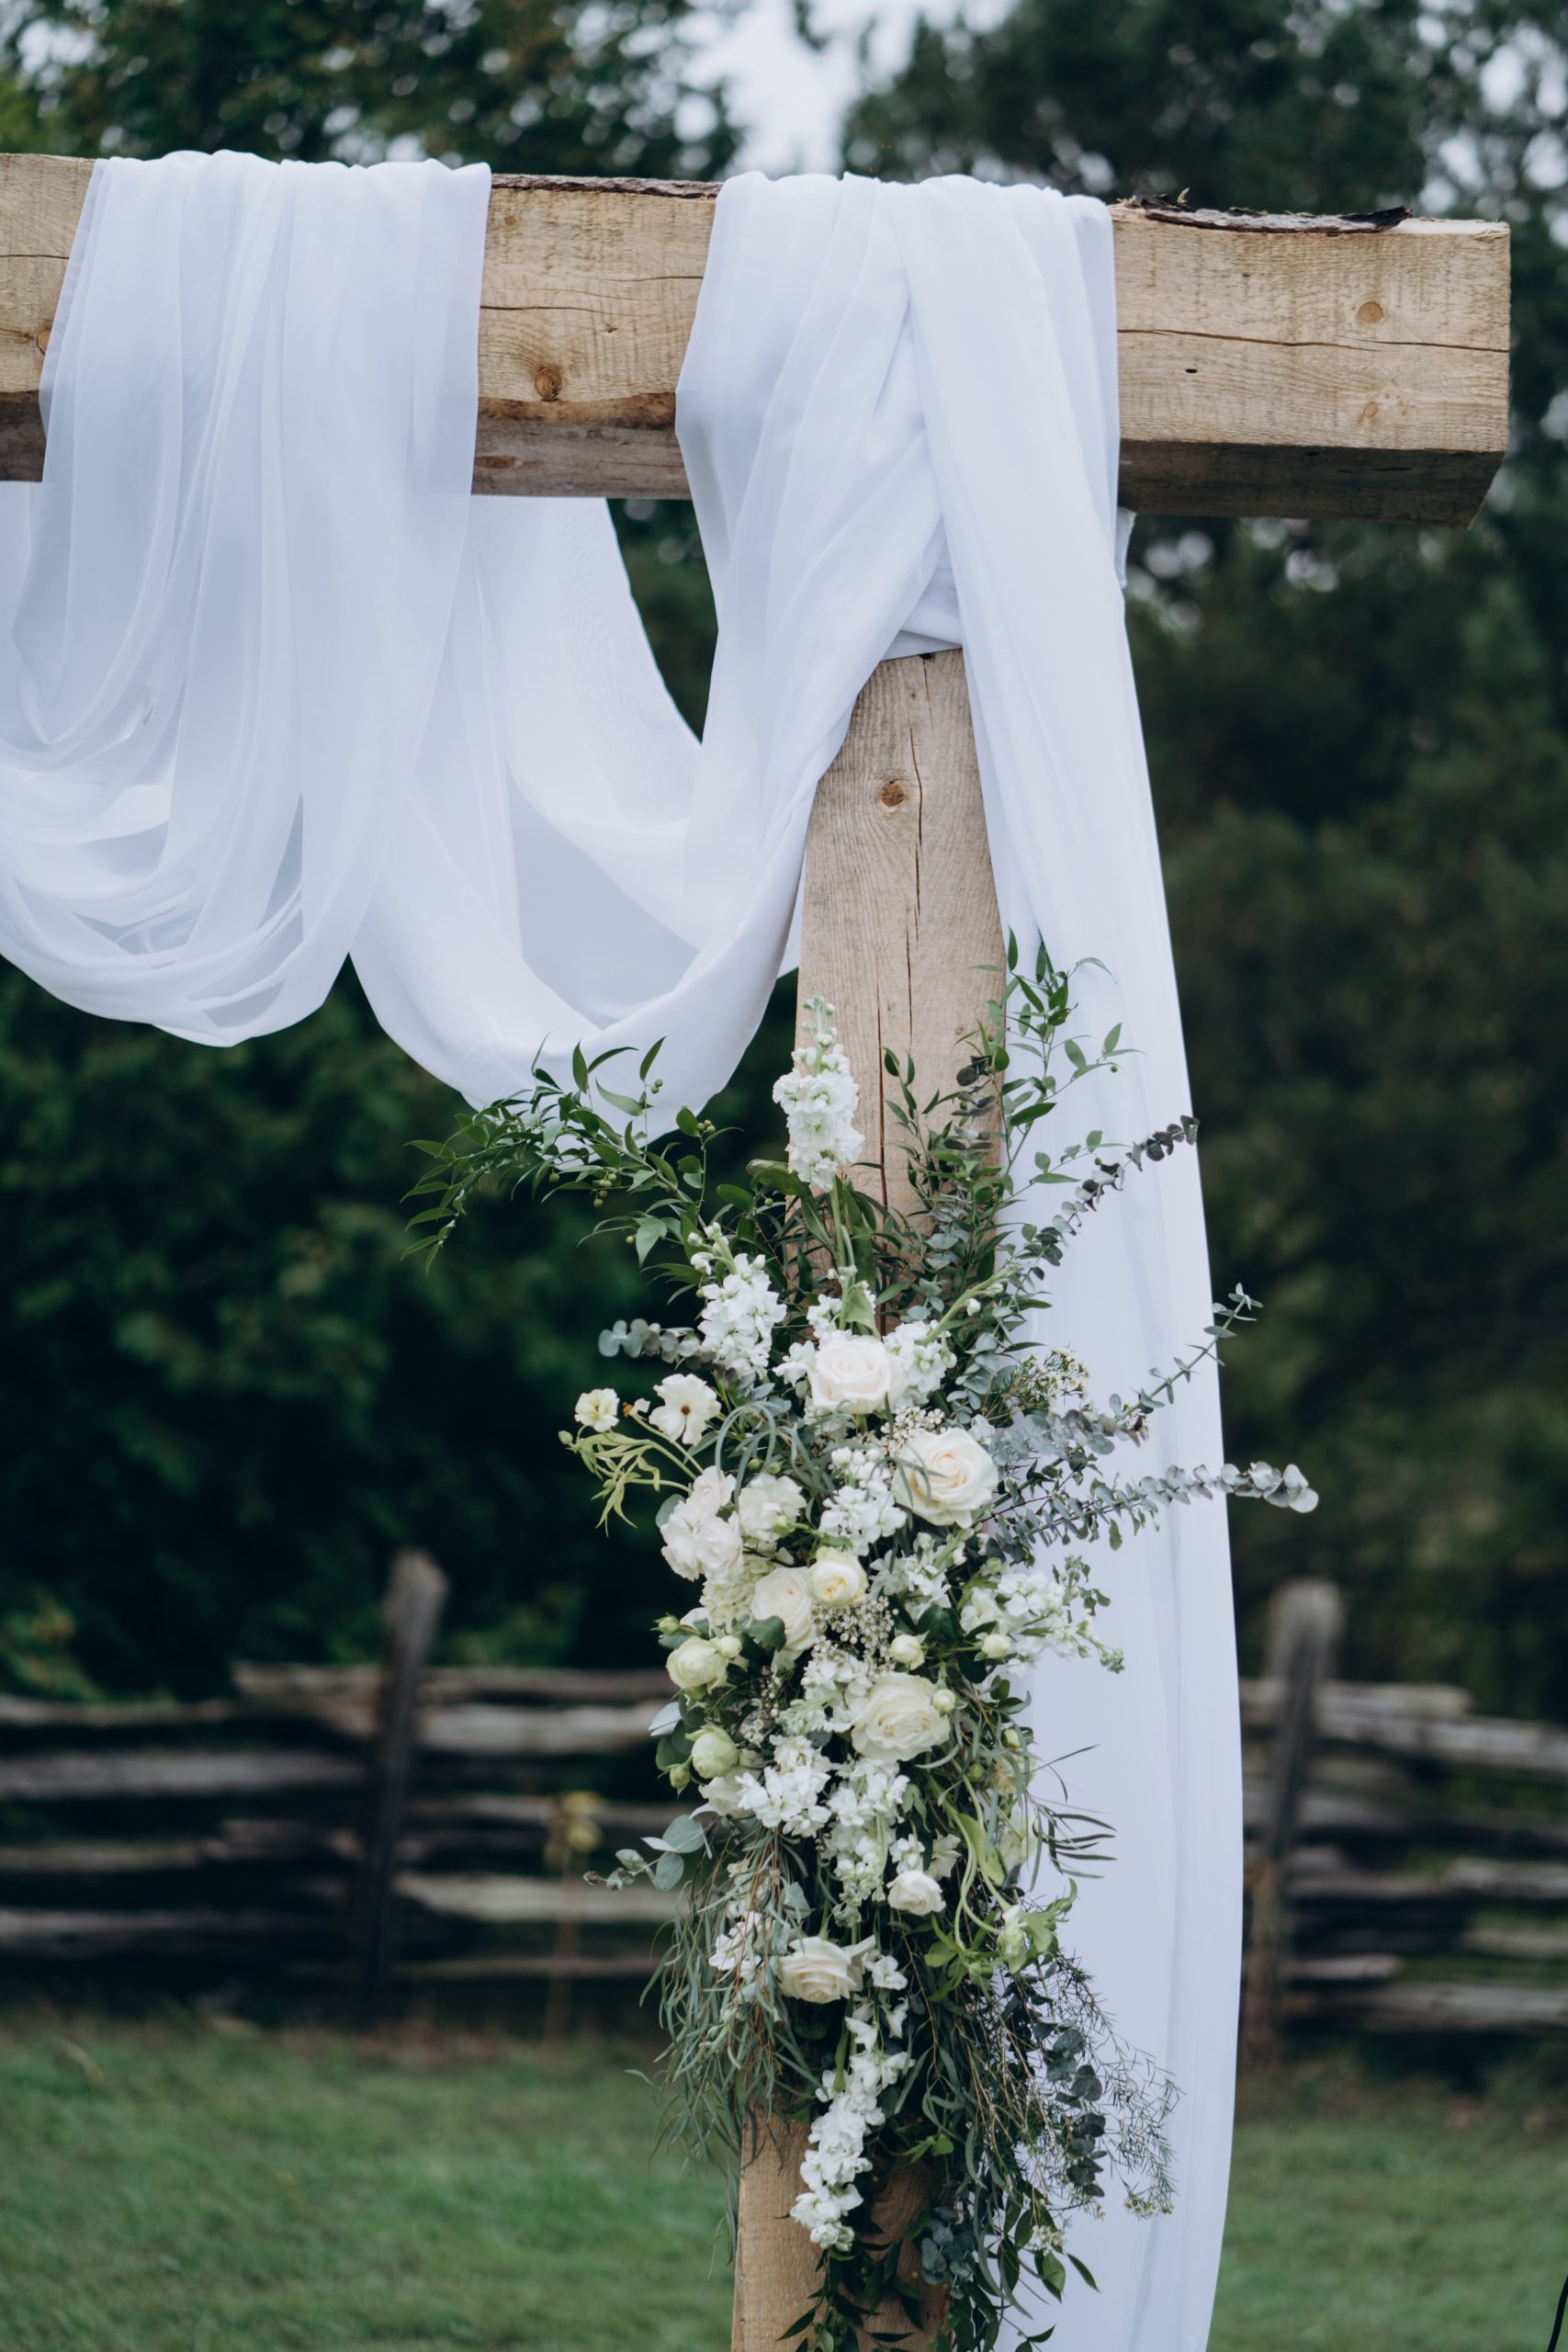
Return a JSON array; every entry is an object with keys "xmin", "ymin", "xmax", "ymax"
[
  {"xmin": 573, "ymin": 1386, "xmax": 618, "ymax": 1433},
  {"xmin": 666, "ymin": 1635, "xmax": 726, "ymax": 1692},
  {"xmin": 808, "ymin": 1551, "xmax": 867, "ymax": 1610},
  {"xmin": 749, "ymin": 1565, "xmax": 816, "ymax": 1661},
  {"xmin": 689, "ymin": 1725, "xmax": 740, "ymax": 1780},
  {"xmin": 737, "ymin": 1472, "xmax": 806, "ymax": 1545},
  {"xmin": 888, "ymin": 1633, "xmax": 927, "ymax": 1668},
  {"xmin": 778, "ymin": 1935, "xmax": 863, "ymax": 2004},
  {"xmin": 886, "ymin": 1869, "xmax": 945, "ymax": 1917},
  {"xmin": 850, "ymin": 1672, "xmax": 950, "ymax": 1762},
  {"xmin": 649, "ymin": 1373, "xmax": 721, "ymax": 1446},
  {"xmin": 660, "ymin": 1467, "xmax": 739, "ymax": 1582},
  {"xmin": 804, "ymin": 1332, "xmax": 892, "ymax": 1416},
  {"xmin": 894, "ymin": 1426, "xmax": 998, "ymax": 1526}
]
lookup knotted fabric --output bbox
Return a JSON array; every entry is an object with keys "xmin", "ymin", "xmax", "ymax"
[{"xmin": 0, "ymin": 153, "xmax": 1239, "ymax": 2351}]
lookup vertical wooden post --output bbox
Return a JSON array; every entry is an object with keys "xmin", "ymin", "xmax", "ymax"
[
  {"xmin": 1240, "ymin": 1577, "xmax": 1342, "ymax": 2066},
  {"xmin": 733, "ymin": 649, "xmax": 996, "ymax": 2352},
  {"xmin": 349, "ymin": 1548, "xmax": 448, "ymax": 2028},
  {"xmin": 795, "ymin": 650, "xmax": 1004, "ymax": 1218}
]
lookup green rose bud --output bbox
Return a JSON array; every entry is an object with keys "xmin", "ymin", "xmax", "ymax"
[{"xmin": 690, "ymin": 1725, "xmax": 740, "ymax": 1781}]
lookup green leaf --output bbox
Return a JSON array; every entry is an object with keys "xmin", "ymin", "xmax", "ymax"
[{"xmin": 661, "ymin": 1813, "xmax": 706, "ymax": 1853}]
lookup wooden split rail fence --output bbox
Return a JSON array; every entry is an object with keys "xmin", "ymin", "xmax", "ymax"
[
  {"xmin": 0, "ymin": 1554, "xmax": 682, "ymax": 2018},
  {"xmin": 1, "ymin": 1560, "xmax": 1562, "ymax": 2039},
  {"xmin": 1241, "ymin": 1579, "xmax": 1568, "ymax": 2049}
]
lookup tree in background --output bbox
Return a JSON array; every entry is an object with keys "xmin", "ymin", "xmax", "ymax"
[
  {"xmin": 0, "ymin": 0, "xmax": 1562, "ymax": 1718},
  {"xmin": 0, "ymin": 0, "xmax": 735, "ymax": 1697},
  {"xmin": 848, "ymin": 0, "xmax": 1568, "ymax": 1713}
]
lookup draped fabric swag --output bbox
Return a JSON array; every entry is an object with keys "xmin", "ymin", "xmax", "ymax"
[{"xmin": 0, "ymin": 152, "xmax": 1239, "ymax": 2351}]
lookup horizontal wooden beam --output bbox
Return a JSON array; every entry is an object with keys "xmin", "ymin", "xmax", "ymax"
[{"xmin": 0, "ymin": 153, "xmax": 1508, "ymax": 524}]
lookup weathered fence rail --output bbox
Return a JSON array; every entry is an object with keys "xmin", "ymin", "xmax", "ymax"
[
  {"xmin": 2, "ymin": 1563, "xmax": 1562, "ymax": 2036},
  {"xmin": 0, "ymin": 1554, "xmax": 681, "ymax": 2015},
  {"xmin": 1241, "ymin": 1579, "xmax": 1568, "ymax": 2046}
]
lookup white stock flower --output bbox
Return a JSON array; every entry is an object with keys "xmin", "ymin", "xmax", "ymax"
[
  {"xmin": 572, "ymin": 1387, "xmax": 618, "ymax": 1433},
  {"xmin": 689, "ymin": 1725, "xmax": 740, "ymax": 1780},
  {"xmin": 850, "ymin": 1673, "xmax": 950, "ymax": 1762},
  {"xmin": 736, "ymin": 1472, "xmax": 805, "ymax": 1546},
  {"xmin": 696, "ymin": 1250, "xmax": 786, "ymax": 1384},
  {"xmin": 649, "ymin": 1373, "xmax": 721, "ymax": 1446},
  {"xmin": 894, "ymin": 1426, "xmax": 998, "ymax": 1526},
  {"xmin": 886, "ymin": 1869, "xmax": 945, "ymax": 1917},
  {"xmin": 809, "ymin": 1552, "xmax": 867, "ymax": 1609},
  {"xmin": 778, "ymin": 1935, "xmax": 863, "ymax": 2004},
  {"xmin": 773, "ymin": 1012, "xmax": 863, "ymax": 1193},
  {"xmin": 884, "ymin": 1319, "xmax": 953, "ymax": 1411},
  {"xmin": 666, "ymin": 1636, "xmax": 726, "ymax": 1692},
  {"xmin": 660, "ymin": 1466, "xmax": 738, "ymax": 1582},
  {"xmin": 804, "ymin": 1333, "xmax": 892, "ymax": 1417},
  {"xmin": 749, "ymin": 1565, "xmax": 816, "ymax": 1661}
]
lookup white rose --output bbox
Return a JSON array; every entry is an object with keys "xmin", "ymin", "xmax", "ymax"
[
  {"xmin": 649, "ymin": 1373, "xmax": 722, "ymax": 1446},
  {"xmin": 573, "ymin": 1387, "xmax": 618, "ymax": 1433},
  {"xmin": 666, "ymin": 1636, "xmax": 726, "ymax": 1692},
  {"xmin": 978, "ymin": 1630, "xmax": 1013, "ymax": 1661},
  {"xmin": 749, "ymin": 1566, "xmax": 816, "ymax": 1661},
  {"xmin": 690, "ymin": 1725, "xmax": 740, "ymax": 1780},
  {"xmin": 778, "ymin": 1935, "xmax": 863, "ymax": 2004},
  {"xmin": 660, "ymin": 1468, "xmax": 740, "ymax": 1582},
  {"xmin": 886, "ymin": 1869, "xmax": 945, "ymax": 1917},
  {"xmin": 737, "ymin": 1472, "xmax": 806, "ymax": 1544},
  {"xmin": 850, "ymin": 1672, "xmax": 950, "ymax": 1762},
  {"xmin": 888, "ymin": 1633, "xmax": 926, "ymax": 1668},
  {"xmin": 804, "ymin": 1333, "xmax": 892, "ymax": 1416},
  {"xmin": 808, "ymin": 1551, "xmax": 867, "ymax": 1609},
  {"xmin": 894, "ymin": 1426, "xmax": 998, "ymax": 1527}
]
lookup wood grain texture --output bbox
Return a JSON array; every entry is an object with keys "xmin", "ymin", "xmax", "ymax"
[
  {"xmin": 733, "ymin": 2118, "xmax": 948, "ymax": 2352},
  {"xmin": 0, "ymin": 157, "xmax": 1508, "ymax": 522},
  {"xmin": 795, "ymin": 650, "xmax": 1002, "ymax": 1218}
]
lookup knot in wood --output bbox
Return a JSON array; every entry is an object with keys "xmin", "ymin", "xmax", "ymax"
[
  {"xmin": 878, "ymin": 778, "xmax": 908, "ymax": 811},
  {"xmin": 534, "ymin": 362, "xmax": 564, "ymax": 402},
  {"xmin": 1358, "ymin": 300, "xmax": 1386, "ymax": 324}
]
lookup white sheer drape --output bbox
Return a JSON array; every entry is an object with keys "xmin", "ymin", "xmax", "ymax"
[{"xmin": 0, "ymin": 153, "xmax": 1238, "ymax": 2350}]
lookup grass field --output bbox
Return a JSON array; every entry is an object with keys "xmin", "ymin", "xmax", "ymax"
[{"xmin": 0, "ymin": 2017, "xmax": 1564, "ymax": 2351}]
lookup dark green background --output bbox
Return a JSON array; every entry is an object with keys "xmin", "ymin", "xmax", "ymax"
[{"xmin": 0, "ymin": 0, "xmax": 1562, "ymax": 1717}]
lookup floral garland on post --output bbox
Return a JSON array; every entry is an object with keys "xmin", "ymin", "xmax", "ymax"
[{"xmin": 409, "ymin": 945, "xmax": 1315, "ymax": 2352}]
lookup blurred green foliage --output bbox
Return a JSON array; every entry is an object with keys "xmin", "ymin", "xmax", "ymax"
[{"xmin": 0, "ymin": 1, "xmax": 1562, "ymax": 1715}]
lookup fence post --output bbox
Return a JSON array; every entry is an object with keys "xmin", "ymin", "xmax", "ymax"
[
  {"xmin": 1240, "ymin": 1577, "xmax": 1342, "ymax": 2066},
  {"xmin": 348, "ymin": 1549, "xmax": 448, "ymax": 2027}
]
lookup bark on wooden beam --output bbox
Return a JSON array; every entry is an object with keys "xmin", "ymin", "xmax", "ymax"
[{"xmin": 0, "ymin": 156, "xmax": 1508, "ymax": 525}]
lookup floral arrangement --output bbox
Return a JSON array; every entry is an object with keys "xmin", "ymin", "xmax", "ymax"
[{"xmin": 410, "ymin": 946, "xmax": 1315, "ymax": 2352}]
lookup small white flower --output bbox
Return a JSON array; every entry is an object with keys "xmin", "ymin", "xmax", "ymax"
[
  {"xmin": 736, "ymin": 1471, "xmax": 806, "ymax": 1545},
  {"xmin": 690, "ymin": 1725, "xmax": 740, "ymax": 1780},
  {"xmin": 573, "ymin": 1386, "xmax": 618, "ymax": 1433},
  {"xmin": 666, "ymin": 1636, "xmax": 726, "ymax": 1692},
  {"xmin": 850, "ymin": 1674, "xmax": 949, "ymax": 1762},
  {"xmin": 649, "ymin": 1373, "xmax": 721, "ymax": 1446},
  {"xmin": 773, "ymin": 1007, "xmax": 863, "ymax": 1192},
  {"xmin": 809, "ymin": 1552, "xmax": 867, "ymax": 1610},
  {"xmin": 779, "ymin": 1935, "xmax": 863, "ymax": 2004},
  {"xmin": 978, "ymin": 1630, "xmax": 1013, "ymax": 1661},
  {"xmin": 887, "ymin": 1633, "xmax": 926, "ymax": 1668},
  {"xmin": 884, "ymin": 1319, "xmax": 954, "ymax": 1411},
  {"xmin": 894, "ymin": 1426, "xmax": 998, "ymax": 1527},
  {"xmin": 660, "ymin": 1466, "xmax": 738, "ymax": 1582},
  {"xmin": 997, "ymin": 1906, "xmax": 1030, "ymax": 1970}
]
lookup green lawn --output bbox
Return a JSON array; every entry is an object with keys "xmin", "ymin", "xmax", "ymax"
[{"xmin": 0, "ymin": 2018, "xmax": 1562, "ymax": 2351}]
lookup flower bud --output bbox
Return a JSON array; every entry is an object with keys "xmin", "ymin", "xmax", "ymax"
[
  {"xmin": 931, "ymin": 1688, "xmax": 957, "ymax": 1716},
  {"xmin": 979, "ymin": 1630, "xmax": 1012, "ymax": 1660},
  {"xmin": 667, "ymin": 1763, "xmax": 691, "ymax": 1792},
  {"xmin": 690, "ymin": 1725, "xmax": 740, "ymax": 1781},
  {"xmin": 716, "ymin": 1634, "xmax": 742, "ymax": 1658},
  {"xmin": 888, "ymin": 1633, "xmax": 926, "ymax": 1668}
]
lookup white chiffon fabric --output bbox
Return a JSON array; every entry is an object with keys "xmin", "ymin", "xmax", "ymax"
[{"xmin": 0, "ymin": 153, "xmax": 1238, "ymax": 2349}]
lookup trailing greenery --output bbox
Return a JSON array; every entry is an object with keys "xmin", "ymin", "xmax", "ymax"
[{"xmin": 412, "ymin": 950, "xmax": 1312, "ymax": 2347}]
